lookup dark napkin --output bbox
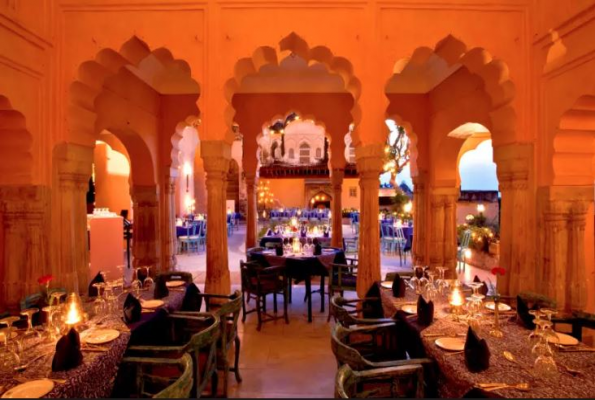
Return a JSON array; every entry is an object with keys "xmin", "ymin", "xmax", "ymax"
[
  {"xmin": 323, "ymin": 230, "xmax": 330, "ymax": 238},
  {"xmin": 464, "ymin": 326, "xmax": 490, "ymax": 372},
  {"xmin": 363, "ymin": 282, "xmax": 384, "ymax": 319},
  {"xmin": 266, "ymin": 229, "xmax": 273, "ymax": 236},
  {"xmin": 300, "ymin": 228, "xmax": 307, "ymax": 238},
  {"xmin": 181, "ymin": 283, "xmax": 203, "ymax": 312},
  {"xmin": 88, "ymin": 271, "xmax": 105, "ymax": 297},
  {"xmin": 123, "ymin": 293, "xmax": 142, "ymax": 324},
  {"xmin": 313, "ymin": 239, "xmax": 322, "ymax": 256},
  {"xmin": 275, "ymin": 245, "xmax": 284, "ymax": 256},
  {"xmin": 416, "ymin": 295, "xmax": 434, "ymax": 326},
  {"xmin": 153, "ymin": 276, "xmax": 170, "ymax": 300},
  {"xmin": 473, "ymin": 275, "xmax": 489, "ymax": 296},
  {"xmin": 52, "ymin": 328, "xmax": 83, "ymax": 371},
  {"xmin": 392, "ymin": 274, "xmax": 407, "ymax": 298},
  {"xmin": 516, "ymin": 295, "xmax": 537, "ymax": 329}
]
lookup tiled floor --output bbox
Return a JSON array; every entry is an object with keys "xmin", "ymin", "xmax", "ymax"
[{"xmin": 173, "ymin": 224, "xmax": 493, "ymax": 398}]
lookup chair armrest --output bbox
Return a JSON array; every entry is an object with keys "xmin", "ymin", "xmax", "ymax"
[
  {"xmin": 343, "ymin": 322, "xmax": 396, "ymax": 333},
  {"xmin": 367, "ymin": 358, "xmax": 433, "ymax": 369}
]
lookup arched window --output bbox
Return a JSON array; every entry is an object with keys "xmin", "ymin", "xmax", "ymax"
[
  {"xmin": 299, "ymin": 143, "xmax": 310, "ymax": 164},
  {"xmin": 288, "ymin": 148, "xmax": 295, "ymax": 159},
  {"xmin": 315, "ymin": 147, "xmax": 322, "ymax": 159}
]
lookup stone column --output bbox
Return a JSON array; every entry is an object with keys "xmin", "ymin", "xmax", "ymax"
[
  {"xmin": 412, "ymin": 173, "xmax": 427, "ymax": 265},
  {"xmin": 542, "ymin": 201, "xmax": 569, "ymax": 308},
  {"xmin": 131, "ymin": 185, "xmax": 161, "ymax": 271},
  {"xmin": 161, "ymin": 176, "xmax": 177, "ymax": 271},
  {"xmin": 443, "ymin": 192, "xmax": 458, "ymax": 272},
  {"xmin": 202, "ymin": 141, "xmax": 232, "ymax": 295},
  {"xmin": 429, "ymin": 193, "xmax": 445, "ymax": 269},
  {"xmin": 497, "ymin": 173, "xmax": 513, "ymax": 295},
  {"xmin": 244, "ymin": 173, "xmax": 258, "ymax": 250},
  {"xmin": 355, "ymin": 144, "xmax": 384, "ymax": 298},
  {"xmin": 0, "ymin": 186, "xmax": 50, "ymax": 312},
  {"xmin": 331, "ymin": 169, "xmax": 345, "ymax": 249},
  {"xmin": 568, "ymin": 200, "xmax": 589, "ymax": 310}
]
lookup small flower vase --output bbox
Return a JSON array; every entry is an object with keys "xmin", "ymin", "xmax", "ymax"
[{"xmin": 489, "ymin": 294, "xmax": 504, "ymax": 338}]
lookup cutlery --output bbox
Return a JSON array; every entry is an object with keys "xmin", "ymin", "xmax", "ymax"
[
  {"xmin": 82, "ymin": 347, "xmax": 108, "ymax": 352},
  {"xmin": 444, "ymin": 351, "xmax": 464, "ymax": 356},
  {"xmin": 558, "ymin": 363, "xmax": 584, "ymax": 376},
  {"xmin": 483, "ymin": 383, "xmax": 530, "ymax": 392},
  {"xmin": 14, "ymin": 351, "xmax": 52, "ymax": 372},
  {"xmin": 502, "ymin": 351, "xmax": 534, "ymax": 377},
  {"xmin": 557, "ymin": 348, "xmax": 595, "ymax": 353},
  {"xmin": 423, "ymin": 333, "xmax": 465, "ymax": 338}
]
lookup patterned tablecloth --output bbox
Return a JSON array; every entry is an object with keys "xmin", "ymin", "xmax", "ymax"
[
  {"xmin": 0, "ymin": 287, "xmax": 186, "ymax": 398},
  {"xmin": 381, "ymin": 287, "xmax": 595, "ymax": 398}
]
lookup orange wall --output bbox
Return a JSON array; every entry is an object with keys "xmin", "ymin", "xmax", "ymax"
[
  {"xmin": 342, "ymin": 178, "xmax": 360, "ymax": 210},
  {"xmin": 93, "ymin": 143, "xmax": 132, "ymax": 218},
  {"xmin": 268, "ymin": 179, "xmax": 306, "ymax": 208}
]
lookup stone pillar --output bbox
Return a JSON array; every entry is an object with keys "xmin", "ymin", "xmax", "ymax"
[
  {"xmin": 412, "ymin": 173, "xmax": 427, "ymax": 265},
  {"xmin": 542, "ymin": 202, "xmax": 569, "ymax": 308},
  {"xmin": 331, "ymin": 169, "xmax": 345, "ymax": 249},
  {"xmin": 244, "ymin": 173, "xmax": 258, "ymax": 250},
  {"xmin": 443, "ymin": 192, "xmax": 458, "ymax": 272},
  {"xmin": 497, "ymin": 173, "xmax": 514, "ymax": 295},
  {"xmin": 131, "ymin": 185, "xmax": 161, "ymax": 271},
  {"xmin": 202, "ymin": 141, "xmax": 232, "ymax": 295},
  {"xmin": 0, "ymin": 186, "xmax": 50, "ymax": 312},
  {"xmin": 161, "ymin": 176, "xmax": 177, "ymax": 271},
  {"xmin": 568, "ymin": 201, "xmax": 589, "ymax": 310},
  {"xmin": 355, "ymin": 144, "xmax": 384, "ymax": 298},
  {"xmin": 429, "ymin": 193, "xmax": 445, "ymax": 269}
]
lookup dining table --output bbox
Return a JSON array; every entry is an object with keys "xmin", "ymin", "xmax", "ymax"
[
  {"xmin": 0, "ymin": 284, "xmax": 187, "ymax": 398},
  {"xmin": 380, "ymin": 285, "xmax": 595, "ymax": 398},
  {"xmin": 247, "ymin": 247, "xmax": 345, "ymax": 322}
]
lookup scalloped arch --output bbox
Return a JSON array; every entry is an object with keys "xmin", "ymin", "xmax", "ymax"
[
  {"xmin": 0, "ymin": 95, "xmax": 33, "ymax": 185},
  {"xmin": 224, "ymin": 32, "xmax": 361, "ymax": 144},
  {"xmin": 387, "ymin": 34, "xmax": 517, "ymax": 147}
]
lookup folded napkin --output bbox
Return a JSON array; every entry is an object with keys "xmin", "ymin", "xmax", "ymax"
[
  {"xmin": 323, "ymin": 230, "xmax": 330, "ymax": 238},
  {"xmin": 464, "ymin": 326, "xmax": 491, "ymax": 372},
  {"xmin": 392, "ymin": 274, "xmax": 407, "ymax": 298},
  {"xmin": 473, "ymin": 275, "xmax": 489, "ymax": 296},
  {"xmin": 153, "ymin": 276, "xmax": 170, "ymax": 299},
  {"xmin": 363, "ymin": 282, "xmax": 384, "ymax": 319},
  {"xmin": 181, "ymin": 283, "xmax": 203, "ymax": 312},
  {"xmin": 266, "ymin": 229, "xmax": 273, "ymax": 236},
  {"xmin": 275, "ymin": 245, "xmax": 284, "ymax": 256},
  {"xmin": 313, "ymin": 239, "xmax": 322, "ymax": 256},
  {"xmin": 416, "ymin": 295, "xmax": 434, "ymax": 326},
  {"xmin": 88, "ymin": 271, "xmax": 105, "ymax": 297},
  {"xmin": 52, "ymin": 328, "xmax": 83, "ymax": 371},
  {"xmin": 516, "ymin": 295, "xmax": 537, "ymax": 330},
  {"xmin": 123, "ymin": 293, "xmax": 142, "ymax": 324}
]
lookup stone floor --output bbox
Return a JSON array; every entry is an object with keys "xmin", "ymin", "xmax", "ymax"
[{"xmin": 172, "ymin": 223, "xmax": 492, "ymax": 398}]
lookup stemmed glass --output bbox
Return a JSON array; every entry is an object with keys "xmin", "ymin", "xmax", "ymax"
[
  {"xmin": 0, "ymin": 328, "xmax": 21, "ymax": 373},
  {"xmin": 143, "ymin": 266, "xmax": 154, "ymax": 291},
  {"xmin": 435, "ymin": 267, "xmax": 449, "ymax": 296},
  {"xmin": 528, "ymin": 310, "xmax": 544, "ymax": 343},
  {"xmin": 533, "ymin": 319, "xmax": 558, "ymax": 378},
  {"xmin": 92, "ymin": 282, "xmax": 107, "ymax": 316},
  {"xmin": 20, "ymin": 308, "xmax": 41, "ymax": 339},
  {"xmin": 0, "ymin": 316, "xmax": 21, "ymax": 355},
  {"xmin": 424, "ymin": 271, "xmax": 438, "ymax": 302},
  {"xmin": 131, "ymin": 267, "xmax": 144, "ymax": 298}
]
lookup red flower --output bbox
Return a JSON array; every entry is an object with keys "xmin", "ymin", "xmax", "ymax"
[
  {"xmin": 38, "ymin": 274, "xmax": 53, "ymax": 285},
  {"xmin": 491, "ymin": 267, "xmax": 505, "ymax": 276}
]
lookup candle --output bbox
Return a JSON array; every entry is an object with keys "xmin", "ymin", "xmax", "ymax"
[
  {"xmin": 449, "ymin": 284, "xmax": 465, "ymax": 321},
  {"xmin": 292, "ymin": 237, "xmax": 301, "ymax": 254}
]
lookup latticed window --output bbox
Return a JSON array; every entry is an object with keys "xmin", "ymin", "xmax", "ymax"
[
  {"xmin": 315, "ymin": 147, "xmax": 322, "ymax": 159},
  {"xmin": 349, "ymin": 187, "xmax": 357, "ymax": 197},
  {"xmin": 288, "ymin": 148, "xmax": 294, "ymax": 159},
  {"xmin": 299, "ymin": 143, "xmax": 310, "ymax": 164}
]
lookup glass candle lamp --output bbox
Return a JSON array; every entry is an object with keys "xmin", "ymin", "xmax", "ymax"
[{"xmin": 449, "ymin": 283, "xmax": 465, "ymax": 321}]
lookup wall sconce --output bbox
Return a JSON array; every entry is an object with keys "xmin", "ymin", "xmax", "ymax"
[
  {"xmin": 403, "ymin": 201, "xmax": 413, "ymax": 213},
  {"xmin": 477, "ymin": 203, "xmax": 485, "ymax": 214},
  {"xmin": 183, "ymin": 162, "xmax": 192, "ymax": 193}
]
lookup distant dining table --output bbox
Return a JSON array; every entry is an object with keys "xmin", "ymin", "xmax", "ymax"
[
  {"xmin": 380, "ymin": 286, "xmax": 595, "ymax": 398},
  {"xmin": 247, "ymin": 247, "xmax": 345, "ymax": 322},
  {"xmin": 0, "ymin": 284, "xmax": 188, "ymax": 398}
]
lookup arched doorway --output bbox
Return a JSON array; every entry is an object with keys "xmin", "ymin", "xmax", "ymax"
[{"xmin": 309, "ymin": 191, "xmax": 332, "ymax": 209}]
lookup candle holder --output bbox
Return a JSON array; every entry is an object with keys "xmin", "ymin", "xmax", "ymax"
[
  {"xmin": 489, "ymin": 294, "xmax": 504, "ymax": 338},
  {"xmin": 449, "ymin": 282, "xmax": 465, "ymax": 322}
]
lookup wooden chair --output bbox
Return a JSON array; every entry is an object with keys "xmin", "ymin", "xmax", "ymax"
[
  {"xmin": 394, "ymin": 226, "xmax": 409, "ymax": 265},
  {"xmin": 178, "ymin": 223, "xmax": 199, "ymax": 254},
  {"xmin": 327, "ymin": 263, "xmax": 358, "ymax": 322},
  {"xmin": 198, "ymin": 222, "xmax": 207, "ymax": 252},
  {"xmin": 177, "ymin": 290, "xmax": 243, "ymax": 397},
  {"xmin": 329, "ymin": 295, "xmax": 395, "ymax": 328},
  {"xmin": 127, "ymin": 312, "xmax": 220, "ymax": 398},
  {"xmin": 240, "ymin": 260, "xmax": 289, "ymax": 331},
  {"xmin": 335, "ymin": 364, "xmax": 425, "ymax": 398},
  {"xmin": 155, "ymin": 271, "xmax": 194, "ymax": 285},
  {"xmin": 343, "ymin": 236, "xmax": 359, "ymax": 260},
  {"xmin": 116, "ymin": 354, "xmax": 194, "ymax": 398}
]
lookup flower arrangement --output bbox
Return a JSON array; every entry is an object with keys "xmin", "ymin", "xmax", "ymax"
[
  {"xmin": 487, "ymin": 266, "xmax": 505, "ymax": 298},
  {"xmin": 38, "ymin": 274, "xmax": 54, "ymax": 304}
]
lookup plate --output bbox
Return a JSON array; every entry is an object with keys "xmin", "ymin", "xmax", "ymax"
[
  {"xmin": 435, "ymin": 337, "xmax": 466, "ymax": 352},
  {"xmin": 165, "ymin": 281, "xmax": 185, "ymax": 288},
  {"xmin": 484, "ymin": 301, "xmax": 512, "ymax": 312},
  {"xmin": 381, "ymin": 281, "xmax": 393, "ymax": 289},
  {"xmin": 141, "ymin": 299, "xmax": 164, "ymax": 309},
  {"xmin": 80, "ymin": 328, "xmax": 120, "ymax": 345},
  {"xmin": 401, "ymin": 304, "xmax": 417, "ymax": 314},
  {"xmin": 1, "ymin": 379, "xmax": 54, "ymax": 398},
  {"xmin": 548, "ymin": 332, "xmax": 579, "ymax": 346}
]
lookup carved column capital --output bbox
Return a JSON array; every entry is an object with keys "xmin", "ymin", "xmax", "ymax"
[{"xmin": 131, "ymin": 185, "xmax": 159, "ymax": 206}]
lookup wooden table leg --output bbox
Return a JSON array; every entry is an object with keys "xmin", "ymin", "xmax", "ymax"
[{"xmin": 305, "ymin": 276, "xmax": 312, "ymax": 322}]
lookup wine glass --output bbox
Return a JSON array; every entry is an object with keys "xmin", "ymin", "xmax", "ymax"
[
  {"xmin": 92, "ymin": 283, "xmax": 107, "ymax": 316},
  {"xmin": 131, "ymin": 267, "xmax": 143, "ymax": 297},
  {"xmin": 0, "ymin": 328, "xmax": 20, "ymax": 373},
  {"xmin": 534, "ymin": 352, "xmax": 558, "ymax": 379},
  {"xmin": 424, "ymin": 271, "xmax": 438, "ymax": 302},
  {"xmin": 528, "ymin": 310, "xmax": 544, "ymax": 343},
  {"xmin": 20, "ymin": 308, "xmax": 41, "ymax": 339},
  {"xmin": 143, "ymin": 266, "xmax": 154, "ymax": 290},
  {"xmin": 435, "ymin": 267, "xmax": 449, "ymax": 295}
]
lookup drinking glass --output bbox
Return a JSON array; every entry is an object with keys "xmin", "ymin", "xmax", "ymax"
[
  {"xmin": 131, "ymin": 267, "xmax": 143, "ymax": 297},
  {"xmin": 534, "ymin": 354, "xmax": 558, "ymax": 379},
  {"xmin": 435, "ymin": 267, "xmax": 449, "ymax": 296},
  {"xmin": 0, "ymin": 328, "xmax": 20, "ymax": 373},
  {"xmin": 143, "ymin": 266, "xmax": 154, "ymax": 290},
  {"xmin": 20, "ymin": 308, "xmax": 41, "ymax": 339},
  {"xmin": 528, "ymin": 310, "xmax": 544, "ymax": 343},
  {"xmin": 424, "ymin": 271, "xmax": 438, "ymax": 302},
  {"xmin": 92, "ymin": 283, "xmax": 107, "ymax": 316}
]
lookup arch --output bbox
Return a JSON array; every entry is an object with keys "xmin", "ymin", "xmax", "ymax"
[
  {"xmin": 224, "ymin": 32, "xmax": 362, "ymax": 144},
  {"xmin": 309, "ymin": 190, "xmax": 332, "ymax": 209},
  {"xmin": 386, "ymin": 34, "xmax": 517, "ymax": 147},
  {"xmin": 0, "ymin": 95, "xmax": 33, "ymax": 185},
  {"xmin": 288, "ymin": 148, "xmax": 295, "ymax": 159},
  {"xmin": 552, "ymin": 95, "xmax": 595, "ymax": 186}
]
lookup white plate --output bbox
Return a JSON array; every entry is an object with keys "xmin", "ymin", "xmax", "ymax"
[
  {"xmin": 80, "ymin": 328, "xmax": 120, "ymax": 345},
  {"xmin": 435, "ymin": 337, "xmax": 466, "ymax": 352},
  {"xmin": 165, "ymin": 281, "xmax": 185, "ymax": 288},
  {"xmin": 1, "ymin": 379, "xmax": 54, "ymax": 398},
  {"xmin": 381, "ymin": 281, "xmax": 393, "ymax": 289},
  {"xmin": 141, "ymin": 299, "xmax": 164, "ymax": 309},
  {"xmin": 401, "ymin": 304, "xmax": 417, "ymax": 315},
  {"xmin": 484, "ymin": 301, "xmax": 512, "ymax": 312},
  {"xmin": 548, "ymin": 332, "xmax": 579, "ymax": 346}
]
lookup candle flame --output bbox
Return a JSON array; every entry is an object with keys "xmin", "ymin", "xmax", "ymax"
[
  {"xmin": 65, "ymin": 300, "xmax": 81, "ymax": 326},
  {"xmin": 450, "ymin": 288, "xmax": 464, "ymax": 307}
]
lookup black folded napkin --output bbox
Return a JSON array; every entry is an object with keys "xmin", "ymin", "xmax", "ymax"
[
  {"xmin": 266, "ymin": 229, "xmax": 273, "ymax": 236},
  {"xmin": 181, "ymin": 283, "xmax": 203, "ymax": 312},
  {"xmin": 153, "ymin": 276, "xmax": 170, "ymax": 300},
  {"xmin": 275, "ymin": 245, "xmax": 284, "ymax": 256},
  {"xmin": 363, "ymin": 282, "xmax": 384, "ymax": 319},
  {"xmin": 323, "ymin": 230, "xmax": 330, "ymax": 238},
  {"xmin": 313, "ymin": 239, "xmax": 322, "ymax": 256},
  {"xmin": 123, "ymin": 293, "xmax": 142, "ymax": 324},
  {"xmin": 516, "ymin": 295, "xmax": 537, "ymax": 330},
  {"xmin": 473, "ymin": 275, "xmax": 489, "ymax": 296},
  {"xmin": 392, "ymin": 274, "xmax": 407, "ymax": 298},
  {"xmin": 414, "ymin": 267, "xmax": 428, "ymax": 279},
  {"xmin": 52, "ymin": 328, "xmax": 83, "ymax": 371},
  {"xmin": 416, "ymin": 295, "xmax": 434, "ymax": 326},
  {"xmin": 464, "ymin": 326, "xmax": 490, "ymax": 372},
  {"xmin": 88, "ymin": 271, "xmax": 105, "ymax": 297}
]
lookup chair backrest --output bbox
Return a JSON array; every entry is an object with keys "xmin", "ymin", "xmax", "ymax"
[
  {"xmin": 157, "ymin": 271, "xmax": 194, "ymax": 284},
  {"xmin": 330, "ymin": 324, "xmax": 371, "ymax": 371},
  {"xmin": 395, "ymin": 227, "xmax": 405, "ymax": 241},
  {"xmin": 330, "ymin": 296, "xmax": 359, "ymax": 327},
  {"xmin": 240, "ymin": 260, "xmax": 262, "ymax": 291},
  {"xmin": 335, "ymin": 364, "xmax": 425, "ymax": 399},
  {"xmin": 460, "ymin": 229, "xmax": 472, "ymax": 248},
  {"xmin": 212, "ymin": 290, "xmax": 242, "ymax": 346}
]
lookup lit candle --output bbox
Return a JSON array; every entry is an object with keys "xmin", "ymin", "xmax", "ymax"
[
  {"xmin": 449, "ymin": 284, "xmax": 465, "ymax": 321},
  {"xmin": 292, "ymin": 237, "xmax": 301, "ymax": 254}
]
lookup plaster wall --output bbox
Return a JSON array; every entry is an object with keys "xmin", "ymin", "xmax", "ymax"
[{"xmin": 93, "ymin": 142, "xmax": 132, "ymax": 218}]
